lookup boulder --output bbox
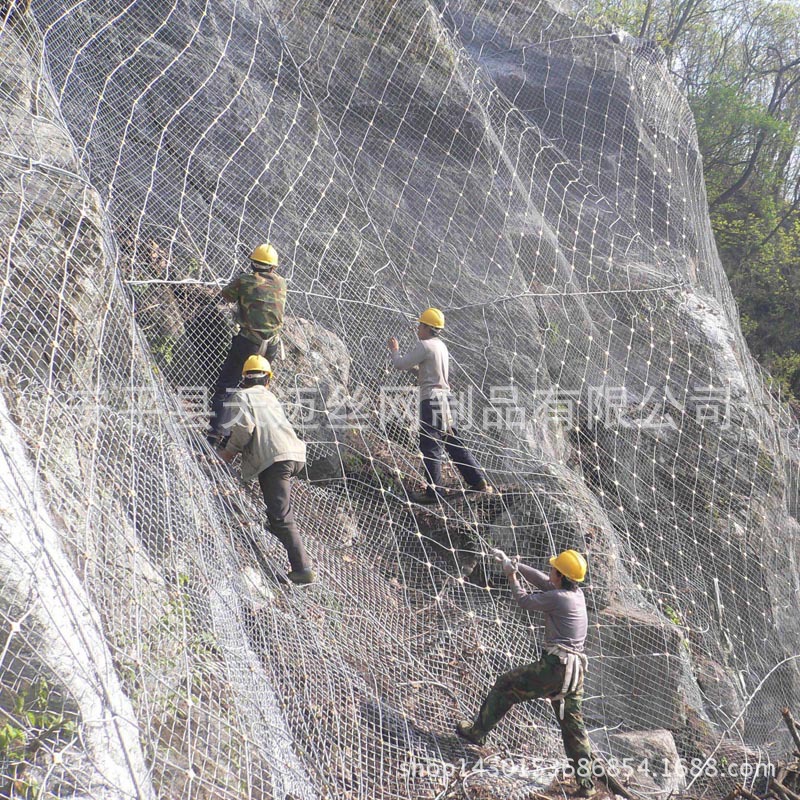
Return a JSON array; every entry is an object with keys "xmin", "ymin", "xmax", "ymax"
[
  {"xmin": 584, "ymin": 603, "xmax": 706, "ymax": 733},
  {"xmin": 606, "ymin": 729, "xmax": 686, "ymax": 798},
  {"xmin": 277, "ymin": 316, "xmax": 354, "ymax": 482}
]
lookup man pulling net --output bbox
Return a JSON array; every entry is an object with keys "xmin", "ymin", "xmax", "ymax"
[{"xmin": 456, "ymin": 548, "xmax": 596, "ymax": 797}]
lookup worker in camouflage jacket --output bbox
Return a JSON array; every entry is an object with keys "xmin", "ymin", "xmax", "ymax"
[
  {"xmin": 209, "ymin": 242, "xmax": 287, "ymax": 441},
  {"xmin": 456, "ymin": 549, "xmax": 597, "ymax": 798}
]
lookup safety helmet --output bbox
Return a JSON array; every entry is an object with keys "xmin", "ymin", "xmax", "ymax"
[
  {"xmin": 249, "ymin": 242, "xmax": 278, "ymax": 268},
  {"xmin": 242, "ymin": 354, "xmax": 273, "ymax": 379},
  {"xmin": 549, "ymin": 550, "xmax": 587, "ymax": 583},
  {"xmin": 418, "ymin": 307, "xmax": 445, "ymax": 329}
]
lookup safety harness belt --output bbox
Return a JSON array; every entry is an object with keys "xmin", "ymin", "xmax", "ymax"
[{"xmin": 545, "ymin": 644, "xmax": 588, "ymax": 720}]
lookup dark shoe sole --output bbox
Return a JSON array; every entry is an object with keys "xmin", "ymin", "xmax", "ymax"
[
  {"xmin": 408, "ymin": 489, "xmax": 454, "ymax": 504},
  {"xmin": 288, "ymin": 569, "xmax": 318, "ymax": 585},
  {"xmin": 455, "ymin": 721, "xmax": 486, "ymax": 746},
  {"xmin": 409, "ymin": 493, "xmax": 438, "ymax": 504}
]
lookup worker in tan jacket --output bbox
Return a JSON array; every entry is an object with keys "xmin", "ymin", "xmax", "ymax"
[{"xmin": 219, "ymin": 355, "xmax": 316, "ymax": 585}]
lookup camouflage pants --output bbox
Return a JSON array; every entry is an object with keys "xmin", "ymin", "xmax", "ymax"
[{"xmin": 472, "ymin": 652, "xmax": 594, "ymax": 789}]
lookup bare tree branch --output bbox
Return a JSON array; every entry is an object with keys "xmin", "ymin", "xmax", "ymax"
[{"xmin": 638, "ymin": 0, "xmax": 654, "ymax": 38}]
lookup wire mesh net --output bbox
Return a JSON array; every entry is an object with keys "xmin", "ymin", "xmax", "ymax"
[{"xmin": 1, "ymin": 1, "xmax": 799, "ymax": 798}]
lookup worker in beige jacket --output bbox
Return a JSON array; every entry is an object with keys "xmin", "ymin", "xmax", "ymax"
[{"xmin": 219, "ymin": 355, "xmax": 316, "ymax": 585}]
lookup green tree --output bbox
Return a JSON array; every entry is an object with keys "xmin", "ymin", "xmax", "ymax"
[{"xmin": 582, "ymin": 0, "xmax": 800, "ymax": 398}]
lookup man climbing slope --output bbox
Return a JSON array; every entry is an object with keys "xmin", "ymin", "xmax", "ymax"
[
  {"xmin": 456, "ymin": 549, "xmax": 596, "ymax": 798},
  {"xmin": 209, "ymin": 242, "xmax": 286, "ymax": 441},
  {"xmin": 388, "ymin": 307, "xmax": 492, "ymax": 503},
  {"xmin": 218, "ymin": 355, "xmax": 316, "ymax": 585}
]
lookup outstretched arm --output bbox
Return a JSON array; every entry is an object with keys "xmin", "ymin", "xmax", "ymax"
[
  {"xmin": 516, "ymin": 563, "xmax": 554, "ymax": 591},
  {"xmin": 508, "ymin": 571, "xmax": 559, "ymax": 612},
  {"xmin": 389, "ymin": 340, "xmax": 427, "ymax": 370},
  {"xmin": 490, "ymin": 549, "xmax": 556, "ymax": 609},
  {"xmin": 221, "ymin": 420, "xmax": 254, "ymax": 458},
  {"xmin": 220, "ymin": 398, "xmax": 255, "ymax": 459},
  {"xmin": 221, "ymin": 275, "xmax": 240, "ymax": 303}
]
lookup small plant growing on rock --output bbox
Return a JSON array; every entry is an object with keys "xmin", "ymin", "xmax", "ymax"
[{"xmin": 0, "ymin": 678, "xmax": 77, "ymax": 798}]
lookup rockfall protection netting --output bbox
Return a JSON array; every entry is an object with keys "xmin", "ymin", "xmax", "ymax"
[{"xmin": 1, "ymin": 1, "xmax": 800, "ymax": 798}]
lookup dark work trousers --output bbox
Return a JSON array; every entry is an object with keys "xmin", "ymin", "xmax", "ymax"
[
  {"xmin": 257, "ymin": 459, "xmax": 310, "ymax": 572},
  {"xmin": 419, "ymin": 398, "xmax": 485, "ymax": 490},
  {"xmin": 210, "ymin": 333, "xmax": 278, "ymax": 434}
]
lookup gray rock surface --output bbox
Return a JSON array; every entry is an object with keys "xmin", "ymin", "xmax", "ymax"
[
  {"xmin": 0, "ymin": 393, "xmax": 156, "ymax": 800},
  {"xmin": 606, "ymin": 729, "xmax": 687, "ymax": 798},
  {"xmin": 0, "ymin": 14, "xmax": 315, "ymax": 800}
]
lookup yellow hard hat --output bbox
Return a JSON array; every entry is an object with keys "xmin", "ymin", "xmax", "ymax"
[
  {"xmin": 242, "ymin": 354, "xmax": 273, "ymax": 378},
  {"xmin": 549, "ymin": 550, "xmax": 587, "ymax": 583},
  {"xmin": 249, "ymin": 242, "xmax": 278, "ymax": 268},
  {"xmin": 418, "ymin": 307, "xmax": 445, "ymax": 329}
]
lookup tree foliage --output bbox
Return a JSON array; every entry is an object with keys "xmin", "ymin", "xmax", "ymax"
[{"xmin": 580, "ymin": 0, "xmax": 800, "ymax": 399}]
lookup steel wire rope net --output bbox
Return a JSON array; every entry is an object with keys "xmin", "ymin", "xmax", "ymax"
[{"xmin": 0, "ymin": 1, "xmax": 798, "ymax": 798}]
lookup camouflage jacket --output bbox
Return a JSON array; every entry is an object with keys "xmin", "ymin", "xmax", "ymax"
[{"xmin": 222, "ymin": 270, "xmax": 286, "ymax": 344}]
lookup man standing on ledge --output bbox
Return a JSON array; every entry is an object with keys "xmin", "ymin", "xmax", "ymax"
[
  {"xmin": 209, "ymin": 242, "xmax": 286, "ymax": 442},
  {"xmin": 219, "ymin": 355, "xmax": 316, "ymax": 585},
  {"xmin": 388, "ymin": 307, "xmax": 492, "ymax": 503},
  {"xmin": 456, "ymin": 549, "xmax": 596, "ymax": 798}
]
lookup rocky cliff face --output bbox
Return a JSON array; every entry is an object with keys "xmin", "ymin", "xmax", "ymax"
[{"xmin": 1, "ymin": 1, "xmax": 799, "ymax": 798}]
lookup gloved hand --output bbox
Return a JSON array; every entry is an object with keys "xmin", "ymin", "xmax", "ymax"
[{"xmin": 490, "ymin": 548, "xmax": 518, "ymax": 576}]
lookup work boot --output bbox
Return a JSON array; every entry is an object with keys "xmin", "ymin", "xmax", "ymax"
[
  {"xmin": 455, "ymin": 720, "xmax": 486, "ymax": 746},
  {"xmin": 288, "ymin": 568, "xmax": 317, "ymax": 586},
  {"xmin": 408, "ymin": 486, "xmax": 452, "ymax": 504},
  {"xmin": 465, "ymin": 481, "xmax": 495, "ymax": 495},
  {"xmin": 206, "ymin": 430, "xmax": 229, "ymax": 449},
  {"xmin": 574, "ymin": 785, "xmax": 597, "ymax": 798}
]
